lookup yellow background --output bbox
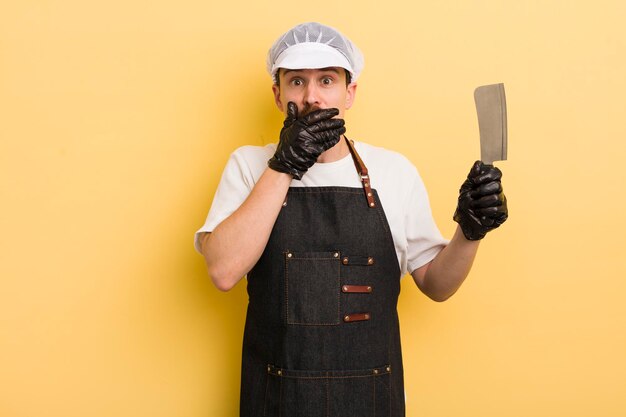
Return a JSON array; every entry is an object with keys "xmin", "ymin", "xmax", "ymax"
[{"xmin": 2, "ymin": 0, "xmax": 625, "ymax": 416}]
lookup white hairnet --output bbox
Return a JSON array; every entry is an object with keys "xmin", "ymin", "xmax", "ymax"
[{"xmin": 266, "ymin": 22, "xmax": 364, "ymax": 83}]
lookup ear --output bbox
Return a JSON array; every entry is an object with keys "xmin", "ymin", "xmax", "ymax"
[
  {"xmin": 345, "ymin": 82, "xmax": 358, "ymax": 110},
  {"xmin": 272, "ymin": 84, "xmax": 283, "ymax": 111},
  {"xmin": 272, "ymin": 84, "xmax": 286, "ymax": 113}
]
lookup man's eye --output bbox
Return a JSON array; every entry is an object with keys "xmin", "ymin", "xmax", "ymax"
[
  {"xmin": 292, "ymin": 79, "xmax": 303, "ymax": 86},
  {"xmin": 322, "ymin": 77, "xmax": 333, "ymax": 85}
]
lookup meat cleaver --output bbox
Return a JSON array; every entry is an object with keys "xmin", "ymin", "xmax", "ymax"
[{"xmin": 474, "ymin": 83, "xmax": 507, "ymax": 165}]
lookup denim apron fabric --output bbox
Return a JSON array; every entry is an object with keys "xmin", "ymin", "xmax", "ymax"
[{"xmin": 240, "ymin": 140, "xmax": 405, "ymax": 417}]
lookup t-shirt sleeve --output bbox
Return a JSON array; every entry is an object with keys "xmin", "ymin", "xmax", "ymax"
[
  {"xmin": 404, "ymin": 169, "xmax": 449, "ymax": 273},
  {"xmin": 193, "ymin": 147, "xmax": 264, "ymax": 253}
]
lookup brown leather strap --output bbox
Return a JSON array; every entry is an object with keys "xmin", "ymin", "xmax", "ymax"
[
  {"xmin": 345, "ymin": 137, "xmax": 376, "ymax": 208},
  {"xmin": 341, "ymin": 256, "xmax": 375, "ymax": 266},
  {"xmin": 343, "ymin": 312, "xmax": 371, "ymax": 322},
  {"xmin": 342, "ymin": 285, "xmax": 373, "ymax": 293}
]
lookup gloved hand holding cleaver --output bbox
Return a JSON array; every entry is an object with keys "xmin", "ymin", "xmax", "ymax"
[{"xmin": 452, "ymin": 83, "xmax": 509, "ymax": 240}]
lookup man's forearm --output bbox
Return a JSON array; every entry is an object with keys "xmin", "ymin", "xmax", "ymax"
[
  {"xmin": 201, "ymin": 168, "xmax": 292, "ymax": 291},
  {"xmin": 412, "ymin": 226, "xmax": 480, "ymax": 302}
]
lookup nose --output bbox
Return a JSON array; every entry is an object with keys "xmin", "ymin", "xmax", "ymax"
[{"xmin": 303, "ymin": 82, "xmax": 321, "ymax": 107}]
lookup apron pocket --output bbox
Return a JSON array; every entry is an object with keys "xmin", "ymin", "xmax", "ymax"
[
  {"xmin": 264, "ymin": 364, "xmax": 391, "ymax": 417},
  {"xmin": 285, "ymin": 251, "xmax": 341, "ymax": 325}
]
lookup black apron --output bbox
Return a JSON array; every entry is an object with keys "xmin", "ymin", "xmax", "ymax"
[{"xmin": 240, "ymin": 139, "xmax": 405, "ymax": 417}]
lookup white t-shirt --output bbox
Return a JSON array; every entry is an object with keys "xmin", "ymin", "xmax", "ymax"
[{"xmin": 194, "ymin": 141, "xmax": 449, "ymax": 276}]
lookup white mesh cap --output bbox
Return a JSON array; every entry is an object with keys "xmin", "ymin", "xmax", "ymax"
[{"xmin": 267, "ymin": 22, "xmax": 364, "ymax": 83}]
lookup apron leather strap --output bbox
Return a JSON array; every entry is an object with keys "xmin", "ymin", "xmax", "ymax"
[{"xmin": 345, "ymin": 137, "xmax": 376, "ymax": 208}]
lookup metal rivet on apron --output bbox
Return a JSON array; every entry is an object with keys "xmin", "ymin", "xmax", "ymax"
[
  {"xmin": 364, "ymin": 182, "xmax": 369, "ymax": 187},
  {"xmin": 369, "ymin": 202, "xmax": 375, "ymax": 207},
  {"xmin": 286, "ymin": 253, "xmax": 292, "ymax": 258},
  {"xmin": 344, "ymin": 315, "xmax": 350, "ymax": 322},
  {"xmin": 367, "ymin": 257, "xmax": 374, "ymax": 265},
  {"xmin": 267, "ymin": 365, "xmax": 271, "ymax": 372},
  {"xmin": 342, "ymin": 257, "xmax": 349, "ymax": 265},
  {"xmin": 364, "ymin": 313, "xmax": 370, "ymax": 319},
  {"xmin": 282, "ymin": 201, "xmax": 287, "ymax": 207},
  {"xmin": 333, "ymin": 252, "xmax": 339, "ymax": 258},
  {"xmin": 373, "ymin": 369, "xmax": 379, "ymax": 375},
  {"xmin": 367, "ymin": 286, "xmax": 372, "ymax": 292},
  {"xmin": 342, "ymin": 285, "xmax": 348, "ymax": 292},
  {"xmin": 367, "ymin": 192, "xmax": 372, "ymax": 197},
  {"xmin": 386, "ymin": 366, "xmax": 391, "ymax": 372},
  {"xmin": 277, "ymin": 370, "xmax": 282, "ymax": 376}
]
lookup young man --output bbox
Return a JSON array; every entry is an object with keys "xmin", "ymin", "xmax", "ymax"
[{"xmin": 195, "ymin": 22, "xmax": 507, "ymax": 417}]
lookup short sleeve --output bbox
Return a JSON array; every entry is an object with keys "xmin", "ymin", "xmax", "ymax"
[
  {"xmin": 193, "ymin": 145, "xmax": 271, "ymax": 253},
  {"xmin": 404, "ymin": 169, "xmax": 449, "ymax": 273}
]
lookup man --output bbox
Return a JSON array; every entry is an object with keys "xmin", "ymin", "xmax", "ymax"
[{"xmin": 195, "ymin": 22, "xmax": 507, "ymax": 417}]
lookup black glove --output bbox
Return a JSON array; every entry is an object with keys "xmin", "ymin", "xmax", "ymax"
[
  {"xmin": 453, "ymin": 161, "xmax": 508, "ymax": 240},
  {"xmin": 268, "ymin": 102, "xmax": 345, "ymax": 180}
]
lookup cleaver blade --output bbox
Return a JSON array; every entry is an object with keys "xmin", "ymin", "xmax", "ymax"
[{"xmin": 474, "ymin": 83, "xmax": 508, "ymax": 165}]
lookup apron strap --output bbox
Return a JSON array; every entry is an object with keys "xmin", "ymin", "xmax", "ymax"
[{"xmin": 345, "ymin": 137, "xmax": 376, "ymax": 208}]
